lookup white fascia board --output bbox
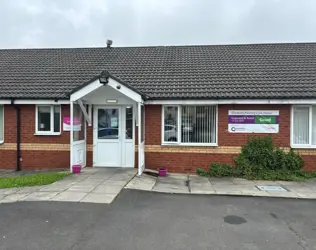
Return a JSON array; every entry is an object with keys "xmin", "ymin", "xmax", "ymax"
[
  {"xmin": 145, "ymin": 99, "xmax": 316, "ymax": 105},
  {"xmin": 0, "ymin": 100, "xmax": 11, "ymax": 104},
  {"xmin": 70, "ymin": 79, "xmax": 102, "ymax": 102},
  {"xmin": 0, "ymin": 99, "xmax": 69, "ymax": 104},
  {"xmin": 107, "ymin": 78, "xmax": 143, "ymax": 103}
]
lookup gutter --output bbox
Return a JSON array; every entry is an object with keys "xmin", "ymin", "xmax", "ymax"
[{"xmin": 10, "ymin": 99, "xmax": 21, "ymax": 171}]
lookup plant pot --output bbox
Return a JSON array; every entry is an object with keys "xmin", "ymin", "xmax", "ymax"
[
  {"xmin": 72, "ymin": 165, "xmax": 82, "ymax": 174},
  {"xmin": 158, "ymin": 168, "xmax": 167, "ymax": 177}
]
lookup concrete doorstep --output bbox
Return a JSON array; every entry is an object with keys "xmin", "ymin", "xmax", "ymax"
[
  {"xmin": 124, "ymin": 172, "xmax": 316, "ymax": 199},
  {"xmin": 0, "ymin": 168, "xmax": 138, "ymax": 204}
]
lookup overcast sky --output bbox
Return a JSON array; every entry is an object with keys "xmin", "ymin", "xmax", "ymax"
[{"xmin": 0, "ymin": 0, "xmax": 316, "ymax": 48}]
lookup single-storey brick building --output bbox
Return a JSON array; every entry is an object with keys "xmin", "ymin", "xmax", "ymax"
[{"xmin": 0, "ymin": 42, "xmax": 316, "ymax": 174}]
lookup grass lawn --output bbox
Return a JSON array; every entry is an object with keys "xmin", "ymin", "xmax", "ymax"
[{"xmin": 0, "ymin": 172, "xmax": 71, "ymax": 189}]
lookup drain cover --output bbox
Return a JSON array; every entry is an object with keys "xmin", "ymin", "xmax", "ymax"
[{"xmin": 256, "ymin": 185, "xmax": 287, "ymax": 191}]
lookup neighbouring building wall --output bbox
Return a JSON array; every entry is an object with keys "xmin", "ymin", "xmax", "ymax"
[
  {"xmin": 144, "ymin": 104, "xmax": 316, "ymax": 173},
  {"xmin": 0, "ymin": 104, "xmax": 73, "ymax": 170}
]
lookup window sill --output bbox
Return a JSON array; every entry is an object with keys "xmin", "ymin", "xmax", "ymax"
[
  {"xmin": 0, "ymin": 141, "xmax": 3, "ymax": 145},
  {"xmin": 291, "ymin": 145, "xmax": 316, "ymax": 149},
  {"xmin": 161, "ymin": 143, "xmax": 218, "ymax": 147},
  {"xmin": 34, "ymin": 132, "xmax": 61, "ymax": 136}
]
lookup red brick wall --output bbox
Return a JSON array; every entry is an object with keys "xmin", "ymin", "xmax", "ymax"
[
  {"xmin": 1, "ymin": 104, "xmax": 316, "ymax": 172},
  {"xmin": 146, "ymin": 152, "xmax": 236, "ymax": 173},
  {"xmin": 21, "ymin": 105, "xmax": 70, "ymax": 144},
  {"xmin": 0, "ymin": 104, "xmax": 72, "ymax": 170},
  {"xmin": 21, "ymin": 151, "xmax": 70, "ymax": 170},
  {"xmin": 218, "ymin": 104, "xmax": 290, "ymax": 147},
  {"xmin": 0, "ymin": 150, "xmax": 16, "ymax": 170},
  {"xmin": 144, "ymin": 105, "xmax": 316, "ymax": 172}
]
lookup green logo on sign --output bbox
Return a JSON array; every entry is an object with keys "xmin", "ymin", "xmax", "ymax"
[{"xmin": 255, "ymin": 116, "xmax": 277, "ymax": 124}]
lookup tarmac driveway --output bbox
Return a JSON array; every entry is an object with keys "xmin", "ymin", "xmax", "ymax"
[{"xmin": 0, "ymin": 190, "xmax": 315, "ymax": 250}]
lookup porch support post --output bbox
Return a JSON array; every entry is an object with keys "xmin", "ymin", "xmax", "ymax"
[
  {"xmin": 138, "ymin": 102, "xmax": 141, "ymax": 175},
  {"xmin": 70, "ymin": 101, "xmax": 74, "ymax": 172}
]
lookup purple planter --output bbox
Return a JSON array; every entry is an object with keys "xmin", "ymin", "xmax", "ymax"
[
  {"xmin": 72, "ymin": 165, "xmax": 82, "ymax": 174},
  {"xmin": 158, "ymin": 168, "xmax": 167, "ymax": 177}
]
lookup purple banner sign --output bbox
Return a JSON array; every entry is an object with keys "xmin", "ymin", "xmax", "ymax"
[{"xmin": 228, "ymin": 116, "xmax": 255, "ymax": 124}]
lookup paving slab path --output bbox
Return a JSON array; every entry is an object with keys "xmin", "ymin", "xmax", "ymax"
[
  {"xmin": 0, "ymin": 168, "xmax": 137, "ymax": 204},
  {"xmin": 125, "ymin": 172, "xmax": 316, "ymax": 199}
]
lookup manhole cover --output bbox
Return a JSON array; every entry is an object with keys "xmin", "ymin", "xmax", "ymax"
[{"xmin": 256, "ymin": 185, "xmax": 287, "ymax": 191}]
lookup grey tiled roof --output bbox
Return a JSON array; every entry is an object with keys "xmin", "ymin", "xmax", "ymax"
[{"xmin": 1, "ymin": 43, "xmax": 316, "ymax": 100}]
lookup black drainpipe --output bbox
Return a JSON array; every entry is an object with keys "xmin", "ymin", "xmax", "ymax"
[{"xmin": 10, "ymin": 99, "xmax": 21, "ymax": 171}]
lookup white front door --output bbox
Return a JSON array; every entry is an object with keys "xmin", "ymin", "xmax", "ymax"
[
  {"xmin": 94, "ymin": 106, "xmax": 122, "ymax": 167},
  {"xmin": 93, "ymin": 105, "xmax": 135, "ymax": 167}
]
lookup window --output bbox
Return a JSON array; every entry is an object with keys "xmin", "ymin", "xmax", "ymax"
[
  {"xmin": 98, "ymin": 108, "xmax": 119, "ymax": 139},
  {"xmin": 0, "ymin": 106, "xmax": 3, "ymax": 143},
  {"xmin": 292, "ymin": 105, "xmax": 316, "ymax": 147},
  {"xmin": 36, "ymin": 105, "xmax": 61, "ymax": 135},
  {"xmin": 162, "ymin": 105, "xmax": 217, "ymax": 145},
  {"xmin": 73, "ymin": 104, "xmax": 85, "ymax": 142},
  {"xmin": 125, "ymin": 106, "xmax": 133, "ymax": 139}
]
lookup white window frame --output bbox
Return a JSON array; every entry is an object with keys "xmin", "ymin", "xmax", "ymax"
[
  {"xmin": 161, "ymin": 105, "xmax": 218, "ymax": 146},
  {"xmin": 291, "ymin": 105, "xmax": 316, "ymax": 148},
  {"xmin": 35, "ymin": 105, "xmax": 61, "ymax": 135},
  {"xmin": 0, "ymin": 105, "xmax": 3, "ymax": 143}
]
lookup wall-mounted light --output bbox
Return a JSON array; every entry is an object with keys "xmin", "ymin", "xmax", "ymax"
[
  {"xmin": 106, "ymin": 99, "xmax": 118, "ymax": 103},
  {"xmin": 99, "ymin": 70, "xmax": 110, "ymax": 85}
]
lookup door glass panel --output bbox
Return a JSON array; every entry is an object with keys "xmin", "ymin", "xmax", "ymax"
[
  {"xmin": 125, "ymin": 106, "xmax": 133, "ymax": 139},
  {"xmin": 98, "ymin": 108, "xmax": 119, "ymax": 139}
]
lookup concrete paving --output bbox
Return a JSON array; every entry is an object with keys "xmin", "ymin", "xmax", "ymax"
[
  {"xmin": 0, "ymin": 168, "xmax": 137, "ymax": 204},
  {"xmin": 125, "ymin": 172, "xmax": 316, "ymax": 199}
]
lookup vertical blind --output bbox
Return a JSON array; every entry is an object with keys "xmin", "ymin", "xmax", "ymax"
[
  {"xmin": 293, "ymin": 107, "xmax": 309, "ymax": 144},
  {"xmin": 163, "ymin": 105, "xmax": 217, "ymax": 144},
  {"xmin": 181, "ymin": 106, "xmax": 216, "ymax": 143},
  {"xmin": 293, "ymin": 105, "xmax": 316, "ymax": 146}
]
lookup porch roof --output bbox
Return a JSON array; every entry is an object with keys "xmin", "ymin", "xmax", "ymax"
[{"xmin": 69, "ymin": 71, "xmax": 143, "ymax": 103}]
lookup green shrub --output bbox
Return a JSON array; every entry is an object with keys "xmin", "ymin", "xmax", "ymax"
[
  {"xmin": 208, "ymin": 163, "xmax": 235, "ymax": 177},
  {"xmin": 196, "ymin": 168, "xmax": 208, "ymax": 177},
  {"xmin": 234, "ymin": 136, "xmax": 304, "ymax": 176},
  {"xmin": 196, "ymin": 136, "xmax": 310, "ymax": 181}
]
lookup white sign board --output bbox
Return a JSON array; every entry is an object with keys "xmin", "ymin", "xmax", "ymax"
[{"xmin": 228, "ymin": 110, "xmax": 279, "ymax": 133}]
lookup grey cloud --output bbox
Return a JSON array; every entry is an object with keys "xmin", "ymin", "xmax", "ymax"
[{"xmin": 0, "ymin": 0, "xmax": 316, "ymax": 48}]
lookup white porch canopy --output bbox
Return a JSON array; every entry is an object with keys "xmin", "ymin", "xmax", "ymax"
[{"xmin": 69, "ymin": 71, "xmax": 145, "ymax": 175}]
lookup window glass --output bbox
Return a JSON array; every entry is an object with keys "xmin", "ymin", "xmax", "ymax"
[
  {"xmin": 163, "ymin": 105, "xmax": 217, "ymax": 144},
  {"xmin": 36, "ymin": 105, "xmax": 61, "ymax": 134},
  {"xmin": 293, "ymin": 107, "xmax": 310, "ymax": 145},
  {"xmin": 125, "ymin": 106, "xmax": 133, "ymax": 139},
  {"xmin": 0, "ymin": 106, "xmax": 3, "ymax": 142},
  {"xmin": 181, "ymin": 106, "xmax": 216, "ymax": 143},
  {"xmin": 38, "ymin": 106, "xmax": 51, "ymax": 132},
  {"xmin": 73, "ymin": 104, "xmax": 84, "ymax": 141},
  {"xmin": 98, "ymin": 108, "xmax": 119, "ymax": 139},
  {"xmin": 163, "ymin": 106, "xmax": 178, "ymax": 142}
]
